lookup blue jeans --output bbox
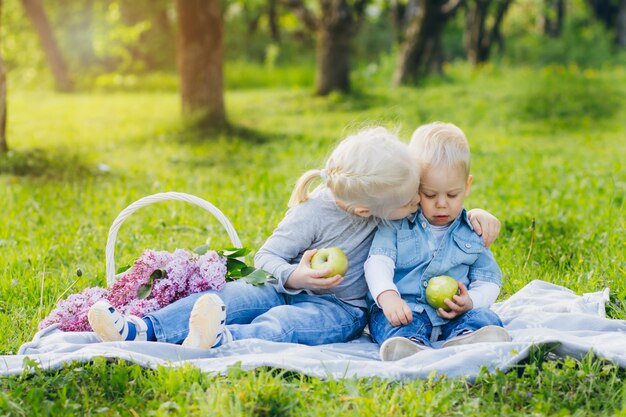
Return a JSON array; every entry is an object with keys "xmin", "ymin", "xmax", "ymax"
[
  {"xmin": 145, "ymin": 279, "xmax": 367, "ymax": 345},
  {"xmin": 369, "ymin": 306, "xmax": 503, "ymax": 348}
]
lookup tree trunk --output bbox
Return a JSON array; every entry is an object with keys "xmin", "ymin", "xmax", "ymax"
[
  {"xmin": 315, "ymin": 1, "xmax": 356, "ymax": 95},
  {"xmin": 465, "ymin": 0, "xmax": 490, "ymax": 64},
  {"xmin": 543, "ymin": 0, "xmax": 565, "ymax": 37},
  {"xmin": 618, "ymin": 0, "xmax": 626, "ymax": 47},
  {"xmin": 393, "ymin": 0, "xmax": 461, "ymax": 85},
  {"xmin": 175, "ymin": 0, "xmax": 226, "ymax": 127},
  {"xmin": 268, "ymin": 0, "xmax": 281, "ymax": 42},
  {"xmin": 586, "ymin": 0, "xmax": 615, "ymax": 28},
  {"xmin": 21, "ymin": 0, "xmax": 73, "ymax": 92},
  {"xmin": 465, "ymin": 0, "xmax": 511, "ymax": 65},
  {"xmin": 587, "ymin": 0, "xmax": 626, "ymax": 46},
  {"xmin": 282, "ymin": 0, "xmax": 367, "ymax": 95}
]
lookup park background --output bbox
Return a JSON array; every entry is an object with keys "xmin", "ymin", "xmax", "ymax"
[{"xmin": 0, "ymin": 0, "xmax": 625, "ymax": 415}]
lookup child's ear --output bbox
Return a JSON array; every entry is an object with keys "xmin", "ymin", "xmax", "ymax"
[
  {"xmin": 465, "ymin": 175, "xmax": 473, "ymax": 196},
  {"xmin": 354, "ymin": 207, "xmax": 372, "ymax": 218}
]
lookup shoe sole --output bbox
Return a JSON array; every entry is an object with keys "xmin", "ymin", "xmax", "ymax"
[
  {"xmin": 380, "ymin": 337, "xmax": 429, "ymax": 361},
  {"xmin": 182, "ymin": 294, "xmax": 226, "ymax": 349},
  {"xmin": 442, "ymin": 325, "xmax": 511, "ymax": 348},
  {"xmin": 88, "ymin": 301, "xmax": 124, "ymax": 342}
]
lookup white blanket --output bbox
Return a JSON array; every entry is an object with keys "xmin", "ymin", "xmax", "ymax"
[{"xmin": 2, "ymin": 280, "xmax": 625, "ymax": 381}]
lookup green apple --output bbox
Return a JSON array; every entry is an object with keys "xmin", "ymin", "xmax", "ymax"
[
  {"xmin": 310, "ymin": 247, "xmax": 348, "ymax": 278},
  {"xmin": 425, "ymin": 275, "xmax": 459, "ymax": 311}
]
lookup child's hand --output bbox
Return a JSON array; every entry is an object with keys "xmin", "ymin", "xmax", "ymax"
[
  {"xmin": 378, "ymin": 290, "xmax": 413, "ymax": 326},
  {"xmin": 467, "ymin": 208, "xmax": 501, "ymax": 248},
  {"xmin": 437, "ymin": 282, "xmax": 473, "ymax": 319},
  {"xmin": 285, "ymin": 249, "xmax": 343, "ymax": 290}
]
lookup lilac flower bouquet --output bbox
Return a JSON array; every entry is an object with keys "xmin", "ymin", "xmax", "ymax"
[{"xmin": 39, "ymin": 247, "xmax": 270, "ymax": 332}]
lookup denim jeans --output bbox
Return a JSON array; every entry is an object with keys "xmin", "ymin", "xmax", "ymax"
[
  {"xmin": 145, "ymin": 279, "xmax": 367, "ymax": 346},
  {"xmin": 369, "ymin": 306, "xmax": 503, "ymax": 347}
]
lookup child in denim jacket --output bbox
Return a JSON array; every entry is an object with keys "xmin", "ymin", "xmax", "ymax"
[{"xmin": 365, "ymin": 122, "xmax": 510, "ymax": 361}]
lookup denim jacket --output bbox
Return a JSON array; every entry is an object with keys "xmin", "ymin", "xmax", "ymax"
[{"xmin": 368, "ymin": 208, "xmax": 502, "ymax": 326}]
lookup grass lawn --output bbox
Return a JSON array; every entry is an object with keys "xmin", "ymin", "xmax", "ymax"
[{"xmin": 1, "ymin": 63, "xmax": 625, "ymax": 416}]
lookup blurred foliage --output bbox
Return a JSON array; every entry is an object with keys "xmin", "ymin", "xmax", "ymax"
[
  {"xmin": 503, "ymin": 0, "xmax": 625, "ymax": 67},
  {"xmin": 1, "ymin": 0, "xmax": 625, "ymax": 92},
  {"xmin": 516, "ymin": 65, "xmax": 622, "ymax": 129}
]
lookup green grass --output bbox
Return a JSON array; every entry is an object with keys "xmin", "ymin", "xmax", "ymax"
[{"xmin": 1, "ymin": 63, "xmax": 626, "ymax": 415}]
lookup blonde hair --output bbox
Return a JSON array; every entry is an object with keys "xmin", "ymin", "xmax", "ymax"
[
  {"xmin": 288, "ymin": 127, "xmax": 420, "ymax": 218},
  {"xmin": 409, "ymin": 122, "xmax": 470, "ymax": 177}
]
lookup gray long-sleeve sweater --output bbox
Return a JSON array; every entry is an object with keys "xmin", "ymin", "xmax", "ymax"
[{"xmin": 254, "ymin": 189, "xmax": 379, "ymax": 308}]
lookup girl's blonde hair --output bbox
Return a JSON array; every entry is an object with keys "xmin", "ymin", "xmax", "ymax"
[
  {"xmin": 409, "ymin": 122, "xmax": 470, "ymax": 177},
  {"xmin": 288, "ymin": 127, "xmax": 420, "ymax": 218}
]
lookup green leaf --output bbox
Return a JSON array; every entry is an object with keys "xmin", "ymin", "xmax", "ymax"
[
  {"xmin": 240, "ymin": 266, "xmax": 257, "ymax": 276},
  {"xmin": 116, "ymin": 264, "xmax": 132, "ymax": 274},
  {"xmin": 150, "ymin": 269, "xmax": 166, "ymax": 281},
  {"xmin": 226, "ymin": 258, "xmax": 247, "ymax": 276},
  {"xmin": 115, "ymin": 266, "xmax": 134, "ymax": 280},
  {"xmin": 242, "ymin": 268, "xmax": 273, "ymax": 286},
  {"xmin": 219, "ymin": 248, "xmax": 250, "ymax": 258},
  {"xmin": 194, "ymin": 244, "xmax": 211, "ymax": 255},
  {"xmin": 137, "ymin": 283, "xmax": 152, "ymax": 300}
]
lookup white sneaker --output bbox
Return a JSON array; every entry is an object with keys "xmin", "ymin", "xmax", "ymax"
[
  {"xmin": 88, "ymin": 300, "xmax": 147, "ymax": 342},
  {"xmin": 442, "ymin": 325, "xmax": 511, "ymax": 348},
  {"xmin": 380, "ymin": 337, "xmax": 430, "ymax": 361},
  {"xmin": 182, "ymin": 294, "xmax": 228, "ymax": 349}
]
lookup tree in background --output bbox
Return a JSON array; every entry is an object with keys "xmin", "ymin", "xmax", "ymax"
[
  {"xmin": 282, "ymin": 0, "xmax": 369, "ymax": 95},
  {"xmin": 587, "ymin": 0, "xmax": 626, "ymax": 47},
  {"xmin": 621, "ymin": 0, "xmax": 626, "ymax": 47},
  {"xmin": 543, "ymin": 0, "xmax": 565, "ymax": 37},
  {"xmin": 21, "ymin": 0, "xmax": 73, "ymax": 91},
  {"xmin": 269, "ymin": 0, "xmax": 281, "ymax": 42},
  {"xmin": 464, "ymin": 0, "xmax": 511, "ymax": 65},
  {"xmin": 393, "ymin": 0, "xmax": 462, "ymax": 85},
  {"xmin": 175, "ymin": 0, "xmax": 226, "ymax": 127},
  {"xmin": 0, "ymin": 0, "xmax": 6, "ymax": 153},
  {"xmin": 118, "ymin": 0, "xmax": 175, "ymax": 71}
]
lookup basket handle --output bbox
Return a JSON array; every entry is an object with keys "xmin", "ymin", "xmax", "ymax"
[{"xmin": 105, "ymin": 192, "xmax": 242, "ymax": 286}]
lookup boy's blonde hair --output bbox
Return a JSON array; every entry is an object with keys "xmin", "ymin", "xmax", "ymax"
[
  {"xmin": 409, "ymin": 122, "xmax": 470, "ymax": 177},
  {"xmin": 288, "ymin": 127, "xmax": 420, "ymax": 218}
]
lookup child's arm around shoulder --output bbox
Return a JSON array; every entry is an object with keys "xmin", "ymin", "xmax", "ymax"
[{"xmin": 466, "ymin": 208, "xmax": 501, "ymax": 248}]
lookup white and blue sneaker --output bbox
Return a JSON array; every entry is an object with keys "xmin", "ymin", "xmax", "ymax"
[
  {"xmin": 442, "ymin": 325, "xmax": 511, "ymax": 348},
  {"xmin": 88, "ymin": 300, "xmax": 148, "ymax": 342},
  {"xmin": 380, "ymin": 337, "xmax": 431, "ymax": 361},
  {"xmin": 182, "ymin": 293, "xmax": 231, "ymax": 349}
]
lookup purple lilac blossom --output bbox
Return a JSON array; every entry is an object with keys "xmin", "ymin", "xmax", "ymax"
[
  {"xmin": 194, "ymin": 251, "xmax": 227, "ymax": 293},
  {"xmin": 38, "ymin": 287, "xmax": 109, "ymax": 332},
  {"xmin": 39, "ymin": 248, "xmax": 227, "ymax": 332}
]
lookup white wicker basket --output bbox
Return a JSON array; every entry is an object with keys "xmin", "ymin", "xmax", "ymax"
[{"xmin": 104, "ymin": 192, "xmax": 242, "ymax": 286}]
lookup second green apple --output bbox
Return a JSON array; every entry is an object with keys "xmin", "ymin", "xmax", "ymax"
[{"xmin": 425, "ymin": 275, "xmax": 459, "ymax": 311}]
